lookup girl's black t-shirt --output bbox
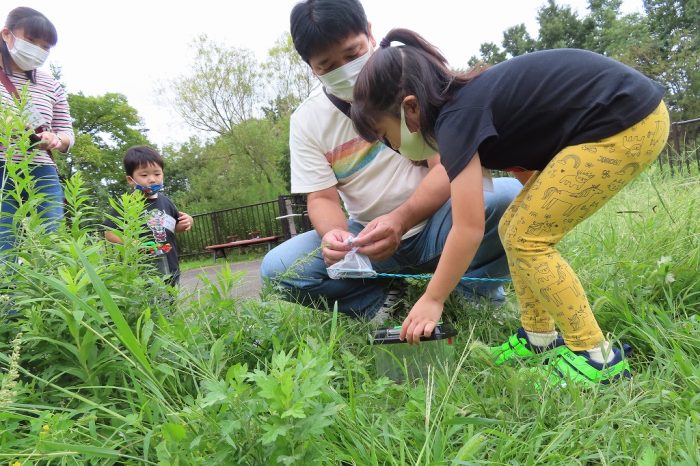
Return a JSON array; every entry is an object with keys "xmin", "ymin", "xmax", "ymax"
[{"xmin": 435, "ymin": 48, "xmax": 665, "ymax": 180}]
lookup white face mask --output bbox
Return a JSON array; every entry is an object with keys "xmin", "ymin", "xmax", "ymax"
[
  {"xmin": 317, "ymin": 49, "xmax": 371, "ymax": 102},
  {"xmin": 8, "ymin": 33, "xmax": 49, "ymax": 71}
]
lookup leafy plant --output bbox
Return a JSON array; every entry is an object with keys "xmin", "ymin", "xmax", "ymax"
[{"xmin": 1, "ymin": 98, "xmax": 698, "ymax": 464}]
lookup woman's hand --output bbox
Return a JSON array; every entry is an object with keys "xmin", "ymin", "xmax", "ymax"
[
  {"xmin": 38, "ymin": 131, "xmax": 66, "ymax": 151},
  {"xmin": 400, "ymin": 293, "xmax": 445, "ymax": 344}
]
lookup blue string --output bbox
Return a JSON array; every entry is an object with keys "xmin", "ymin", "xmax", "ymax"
[{"xmin": 373, "ymin": 272, "xmax": 511, "ymax": 283}]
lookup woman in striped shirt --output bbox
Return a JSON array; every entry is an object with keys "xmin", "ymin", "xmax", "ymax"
[{"xmin": 0, "ymin": 7, "xmax": 74, "ymax": 254}]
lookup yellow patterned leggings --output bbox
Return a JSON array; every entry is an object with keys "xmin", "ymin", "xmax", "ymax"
[{"xmin": 498, "ymin": 102, "xmax": 670, "ymax": 351}]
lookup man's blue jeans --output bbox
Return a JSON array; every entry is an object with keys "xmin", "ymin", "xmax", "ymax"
[
  {"xmin": 0, "ymin": 163, "xmax": 64, "ymax": 254},
  {"xmin": 261, "ymin": 177, "xmax": 522, "ymax": 319}
]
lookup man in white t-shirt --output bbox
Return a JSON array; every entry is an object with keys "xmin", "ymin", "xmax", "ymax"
[{"xmin": 261, "ymin": 0, "xmax": 522, "ymax": 323}]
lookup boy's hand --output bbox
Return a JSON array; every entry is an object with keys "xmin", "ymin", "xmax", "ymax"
[
  {"xmin": 177, "ymin": 212, "xmax": 193, "ymax": 231},
  {"xmin": 400, "ymin": 294, "xmax": 444, "ymax": 345}
]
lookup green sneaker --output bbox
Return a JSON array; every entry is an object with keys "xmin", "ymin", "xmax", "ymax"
[
  {"xmin": 490, "ymin": 328, "xmax": 565, "ymax": 365},
  {"xmin": 538, "ymin": 346, "xmax": 631, "ymax": 388}
]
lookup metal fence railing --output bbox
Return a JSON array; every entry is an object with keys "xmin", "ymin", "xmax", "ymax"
[
  {"xmin": 658, "ymin": 117, "xmax": 700, "ymax": 175},
  {"xmin": 176, "ymin": 194, "xmax": 310, "ymax": 259}
]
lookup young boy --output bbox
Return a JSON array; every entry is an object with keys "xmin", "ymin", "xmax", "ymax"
[{"xmin": 104, "ymin": 145, "xmax": 193, "ymax": 285}]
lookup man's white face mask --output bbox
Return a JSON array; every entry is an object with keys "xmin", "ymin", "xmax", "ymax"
[{"xmin": 317, "ymin": 48, "xmax": 371, "ymax": 102}]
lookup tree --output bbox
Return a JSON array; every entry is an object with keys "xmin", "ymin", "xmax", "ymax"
[
  {"xmin": 468, "ymin": 42, "xmax": 507, "ymax": 67},
  {"xmin": 262, "ymin": 33, "xmax": 316, "ymax": 117},
  {"xmin": 582, "ymin": 0, "xmax": 624, "ymax": 53},
  {"xmin": 537, "ymin": 0, "xmax": 591, "ymax": 49},
  {"xmin": 167, "ymin": 35, "xmax": 262, "ymax": 135},
  {"xmin": 502, "ymin": 24, "xmax": 537, "ymax": 57},
  {"xmin": 261, "ymin": 33, "xmax": 316, "ymax": 191},
  {"xmin": 61, "ymin": 92, "xmax": 150, "ymax": 204},
  {"xmin": 162, "ymin": 33, "xmax": 319, "ymax": 212},
  {"xmin": 162, "ymin": 131, "xmax": 286, "ymax": 214},
  {"xmin": 273, "ymin": 114, "xmax": 292, "ymax": 193},
  {"xmin": 467, "ymin": 0, "xmax": 698, "ymax": 119},
  {"xmin": 160, "ymin": 136, "xmax": 201, "ymax": 199},
  {"xmin": 640, "ymin": 0, "xmax": 700, "ymax": 118}
]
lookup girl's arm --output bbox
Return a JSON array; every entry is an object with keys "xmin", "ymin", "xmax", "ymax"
[{"xmin": 400, "ymin": 154, "xmax": 486, "ymax": 344}]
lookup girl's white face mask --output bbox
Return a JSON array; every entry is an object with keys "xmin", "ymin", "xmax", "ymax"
[
  {"xmin": 8, "ymin": 33, "xmax": 49, "ymax": 71},
  {"xmin": 317, "ymin": 49, "xmax": 371, "ymax": 102}
]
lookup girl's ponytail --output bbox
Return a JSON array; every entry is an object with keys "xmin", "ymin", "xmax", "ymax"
[
  {"xmin": 379, "ymin": 28, "xmax": 448, "ymax": 67},
  {"xmin": 353, "ymin": 28, "xmax": 486, "ymax": 146}
]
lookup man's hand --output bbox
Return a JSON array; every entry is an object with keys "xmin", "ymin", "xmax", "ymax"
[
  {"xmin": 400, "ymin": 294, "xmax": 445, "ymax": 345},
  {"xmin": 352, "ymin": 213, "xmax": 405, "ymax": 261},
  {"xmin": 321, "ymin": 228, "xmax": 354, "ymax": 265}
]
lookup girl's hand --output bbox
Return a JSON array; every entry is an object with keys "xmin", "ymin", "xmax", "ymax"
[{"xmin": 400, "ymin": 294, "xmax": 444, "ymax": 345}]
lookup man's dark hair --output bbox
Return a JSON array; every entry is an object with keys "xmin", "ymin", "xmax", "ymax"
[
  {"xmin": 290, "ymin": 0, "xmax": 368, "ymax": 63},
  {"xmin": 1, "ymin": 7, "xmax": 58, "ymax": 82},
  {"xmin": 123, "ymin": 145, "xmax": 164, "ymax": 176}
]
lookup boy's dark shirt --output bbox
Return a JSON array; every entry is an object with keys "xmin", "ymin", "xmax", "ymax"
[{"xmin": 104, "ymin": 194, "xmax": 181, "ymax": 281}]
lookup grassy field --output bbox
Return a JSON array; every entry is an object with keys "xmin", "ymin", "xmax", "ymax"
[{"xmin": 0, "ymin": 167, "xmax": 698, "ymax": 465}]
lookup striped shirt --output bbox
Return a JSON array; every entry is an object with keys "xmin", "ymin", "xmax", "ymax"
[{"xmin": 0, "ymin": 68, "xmax": 75, "ymax": 165}]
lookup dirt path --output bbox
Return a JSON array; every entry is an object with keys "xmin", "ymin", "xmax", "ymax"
[{"xmin": 179, "ymin": 259, "xmax": 263, "ymax": 299}]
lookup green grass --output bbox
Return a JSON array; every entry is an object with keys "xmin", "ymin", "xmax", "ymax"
[{"xmin": 1, "ymin": 167, "xmax": 699, "ymax": 464}]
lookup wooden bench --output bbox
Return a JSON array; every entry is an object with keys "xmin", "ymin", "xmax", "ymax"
[{"xmin": 205, "ymin": 235, "xmax": 282, "ymax": 261}]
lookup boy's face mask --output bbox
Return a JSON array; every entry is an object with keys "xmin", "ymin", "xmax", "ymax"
[
  {"xmin": 398, "ymin": 105, "xmax": 437, "ymax": 161},
  {"xmin": 134, "ymin": 183, "xmax": 163, "ymax": 196},
  {"xmin": 8, "ymin": 32, "xmax": 50, "ymax": 71}
]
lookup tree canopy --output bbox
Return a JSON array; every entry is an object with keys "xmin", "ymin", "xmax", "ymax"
[
  {"xmin": 61, "ymin": 3, "xmax": 696, "ymax": 215},
  {"xmin": 468, "ymin": 0, "xmax": 699, "ymax": 119},
  {"xmin": 58, "ymin": 92, "xmax": 150, "ymax": 206},
  {"xmin": 160, "ymin": 33, "xmax": 313, "ymax": 213}
]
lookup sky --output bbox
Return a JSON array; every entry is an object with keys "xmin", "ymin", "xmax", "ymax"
[{"xmin": 1, "ymin": 0, "xmax": 644, "ymax": 148}]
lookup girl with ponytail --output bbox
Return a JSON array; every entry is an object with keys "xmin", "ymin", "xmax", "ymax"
[{"xmin": 351, "ymin": 28, "xmax": 669, "ymax": 387}]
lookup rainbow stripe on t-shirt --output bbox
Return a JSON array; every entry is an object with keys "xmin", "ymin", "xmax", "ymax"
[{"xmin": 325, "ymin": 137, "xmax": 385, "ymax": 181}]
